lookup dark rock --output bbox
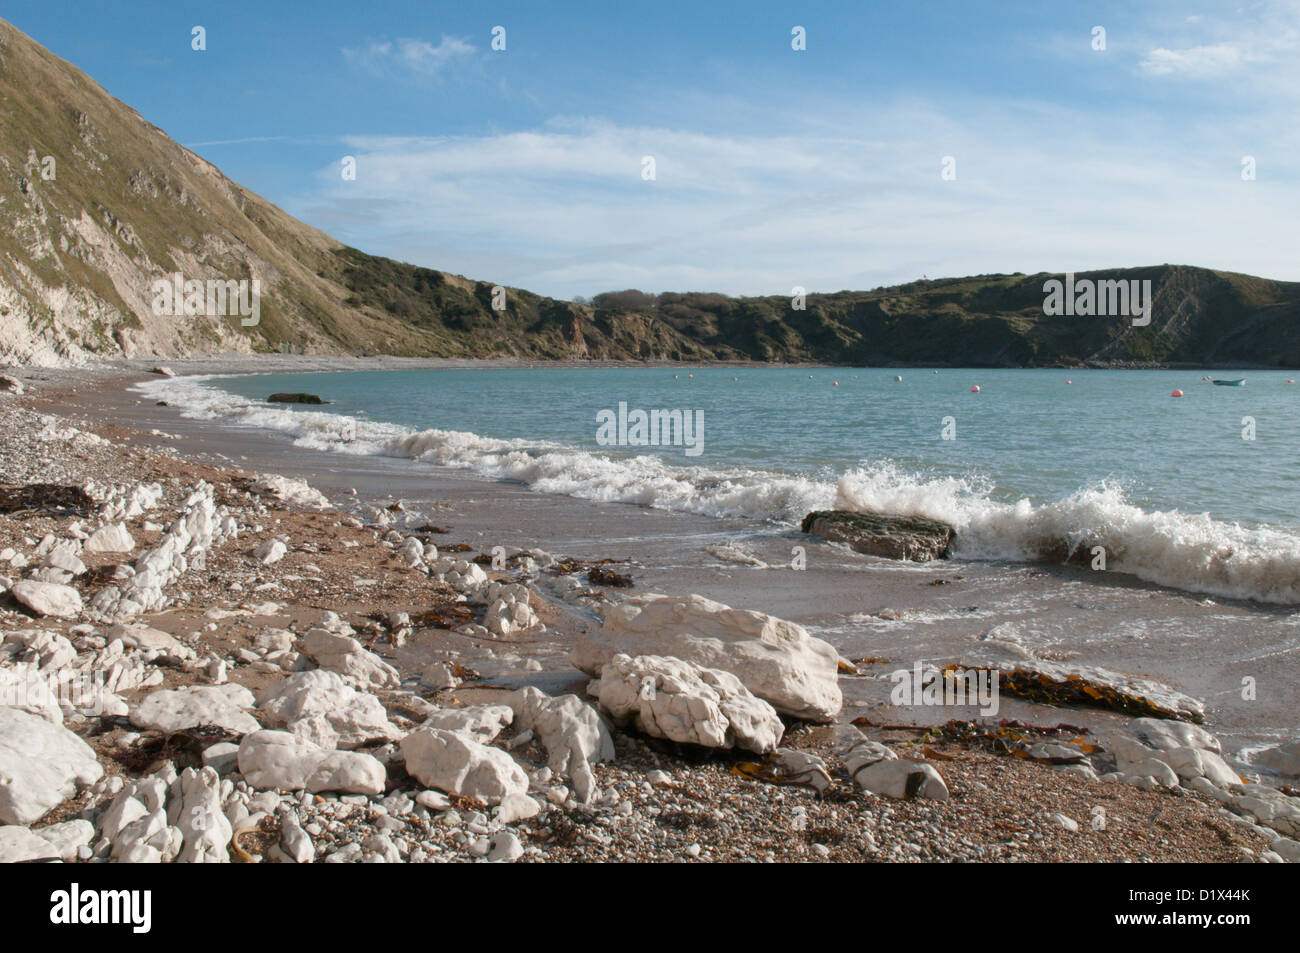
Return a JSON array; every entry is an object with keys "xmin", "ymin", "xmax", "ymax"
[
  {"xmin": 588, "ymin": 566, "xmax": 634, "ymax": 588},
  {"xmin": 267, "ymin": 393, "xmax": 325, "ymax": 405},
  {"xmin": 800, "ymin": 510, "xmax": 954, "ymax": 562}
]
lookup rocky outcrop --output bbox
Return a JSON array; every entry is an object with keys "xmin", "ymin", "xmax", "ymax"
[
  {"xmin": 800, "ymin": 510, "xmax": 954, "ymax": 562},
  {"xmin": 573, "ymin": 593, "xmax": 841, "ymax": 722}
]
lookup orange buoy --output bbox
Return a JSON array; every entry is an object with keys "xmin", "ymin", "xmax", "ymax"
[
  {"xmin": 1171, "ymin": 389, "xmax": 1184, "ymax": 397},
  {"xmin": 971, "ymin": 385, "xmax": 980, "ymax": 393}
]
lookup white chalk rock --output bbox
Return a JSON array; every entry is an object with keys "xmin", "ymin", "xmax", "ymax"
[
  {"xmin": 254, "ymin": 539, "xmax": 287, "ymax": 565},
  {"xmin": 400, "ymin": 728, "xmax": 528, "ymax": 804},
  {"xmin": 592, "ymin": 653, "xmax": 783, "ymax": 754},
  {"xmin": 250, "ymin": 474, "xmax": 330, "ymax": 509},
  {"xmin": 0, "ymin": 665, "xmax": 65, "ymax": 723},
  {"xmin": 84, "ymin": 523, "xmax": 136, "ymax": 554},
  {"xmin": 0, "ymin": 825, "xmax": 60, "ymax": 862},
  {"xmin": 107, "ymin": 623, "xmax": 188, "ymax": 657},
  {"xmin": 174, "ymin": 766, "xmax": 232, "ymax": 863},
  {"xmin": 0, "ymin": 707, "xmax": 104, "ymax": 824},
  {"xmin": 34, "ymin": 819, "xmax": 95, "ymax": 861},
  {"xmin": 236, "ymin": 730, "xmax": 386, "ymax": 795},
  {"xmin": 1121, "ymin": 758, "xmax": 1180, "ymax": 788},
  {"xmin": 298, "ymin": 628, "xmax": 400, "ymax": 690},
  {"xmin": 1112, "ymin": 718, "xmax": 1239, "ymax": 787},
  {"xmin": 419, "ymin": 661, "xmax": 461, "ymax": 691},
  {"xmin": 503, "ymin": 686, "xmax": 614, "ymax": 803},
  {"xmin": 256, "ymin": 670, "xmax": 398, "ymax": 749},
  {"xmin": 10, "ymin": 580, "xmax": 83, "ymax": 618},
  {"xmin": 852, "ymin": 756, "xmax": 949, "ymax": 800},
  {"xmin": 574, "ymin": 593, "xmax": 841, "ymax": 722},
  {"xmin": 129, "ymin": 684, "xmax": 260, "ymax": 735},
  {"xmin": 419, "ymin": 704, "xmax": 514, "ymax": 743}
]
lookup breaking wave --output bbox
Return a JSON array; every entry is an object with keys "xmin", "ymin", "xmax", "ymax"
[{"xmin": 137, "ymin": 375, "xmax": 1300, "ymax": 604}]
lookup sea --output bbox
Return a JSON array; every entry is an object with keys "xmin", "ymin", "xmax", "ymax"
[{"xmin": 138, "ymin": 366, "xmax": 1300, "ymax": 606}]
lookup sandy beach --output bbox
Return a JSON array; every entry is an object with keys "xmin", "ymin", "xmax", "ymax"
[{"xmin": 0, "ymin": 358, "xmax": 1297, "ymax": 864}]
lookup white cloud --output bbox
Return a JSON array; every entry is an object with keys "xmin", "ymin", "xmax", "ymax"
[
  {"xmin": 290, "ymin": 105, "xmax": 1300, "ymax": 299},
  {"xmin": 342, "ymin": 36, "xmax": 477, "ymax": 79},
  {"xmin": 1139, "ymin": 42, "xmax": 1246, "ymax": 76}
]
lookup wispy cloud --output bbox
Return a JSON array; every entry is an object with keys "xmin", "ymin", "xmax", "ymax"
[
  {"xmin": 1135, "ymin": 0, "xmax": 1299, "ymax": 85},
  {"xmin": 343, "ymin": 36, "xmax": 478, "ymax": 80},
  {"xmin": 1139, "ymin": 42, "xmax": 1247, "ymax": 76},
  {"xmin": 292, "ymin": 103, "xmax": 1300, "ymax": 298}
]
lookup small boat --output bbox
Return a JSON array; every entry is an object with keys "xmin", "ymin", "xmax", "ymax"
[{"xmin": 1211, "ymin": 378, "xmax": 1246, "ymax": 386}]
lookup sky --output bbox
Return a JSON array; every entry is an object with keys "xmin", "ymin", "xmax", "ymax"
[{"xmin": 6, "ymin": 0, "xmax": 1299, "ymax": 298}]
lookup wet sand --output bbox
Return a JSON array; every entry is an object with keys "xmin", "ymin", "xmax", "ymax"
[{"xmin": 22, "ymin": 360, "xmax": 1300, "ymax": 764}]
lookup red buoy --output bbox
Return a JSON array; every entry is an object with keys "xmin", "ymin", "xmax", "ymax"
[
  {"xmin": 971, "ymin": 385, "xmax": 980, "ymax": 393},
  {"xmin": 1171, "ymin": 389, "xmax": 1184, "ymax": 397}
]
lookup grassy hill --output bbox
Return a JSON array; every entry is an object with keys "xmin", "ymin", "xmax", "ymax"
[{"xmin": 3, "ymin": 17, "xmax": 1299, "ymax": 368}]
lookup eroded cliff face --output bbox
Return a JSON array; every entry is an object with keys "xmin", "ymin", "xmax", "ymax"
[{"xmin": 2, "ymin": 18, "xmax": 1298, "ymax": 369}]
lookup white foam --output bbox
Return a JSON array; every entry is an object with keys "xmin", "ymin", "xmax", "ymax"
[
  {"xmin": 137, "ymin": 377, "xmax": 1300, "ymax": 604},
  {"xmin": 836, "ymin": 461, "xmax": 1300, "ymax": 604}
]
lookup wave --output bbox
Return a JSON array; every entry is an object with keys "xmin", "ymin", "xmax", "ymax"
[
  {"xmin": 837, "ymin": 462, "xmax": 1300, "ymax": 604},
  {"xmin": 136, "ymin": 376, "xmax": 1300, "ymax": 604}
]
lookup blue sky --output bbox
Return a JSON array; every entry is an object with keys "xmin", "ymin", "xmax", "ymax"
[{"xmin": 7, "ymin": 1, "xmax": 1299, "ymax": 296}]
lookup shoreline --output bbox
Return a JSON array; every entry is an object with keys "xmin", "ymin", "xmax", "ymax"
[{"xmin": 1, "ymin": 363, "xmax": 1298, "ymax": 863}]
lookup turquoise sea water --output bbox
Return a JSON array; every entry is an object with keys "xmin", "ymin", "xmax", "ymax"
[{"xmin": 140, "ymin": 367, "xmax": 1300, "ymax": 603}]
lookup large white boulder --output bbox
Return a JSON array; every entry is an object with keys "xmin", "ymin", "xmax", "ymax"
[
  {"xmin": 237, "ymin": 730, "xmax": 385, "ymax": 795},
  {"xmin": 400, "ymin": 728, "xmax": 528, "ymax": 804},
  {"xmin": 0, "ymin": 707, "xmax": 104, "ymax": 824},
  {"xmin": 10, "ymin": 580, "xmax": 83, "ymax": 619},
  {"xmin": 592, "ymin": 653, "xmax": 783, "ymax": 754},
  {"xmin": 297, "ymin": 628, "xmax": 399, "ymax": 690},
  {"xmin": 129, "ymin": 684, "xmax": 260, "ymax": 735},
  {"xmin": 573, "ymin": 593, "xmax": 841, "ymax": 722},
  {"xmin": 256, "ymin": 670, "xmax": 398, "ymax": 749}
]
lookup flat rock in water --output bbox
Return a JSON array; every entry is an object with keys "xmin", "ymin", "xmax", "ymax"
[
  {"xmin": 267, "ymin": 393, "xmax": 324, "ymax": 404},
  {"xmin": 966, "ymin": 658, "xmax": 1205, "ymax": 723},
  {"xmin": 800, "ymin": 510, "xmax": 954, "ymax": 562}
]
